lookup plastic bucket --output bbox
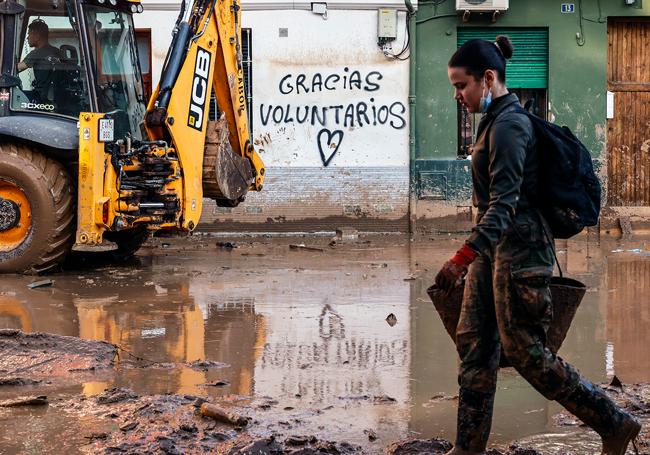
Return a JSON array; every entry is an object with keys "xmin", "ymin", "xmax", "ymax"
[{"xmin": 427, "ymin": 276, "xmax": 586, "ymax": 366}]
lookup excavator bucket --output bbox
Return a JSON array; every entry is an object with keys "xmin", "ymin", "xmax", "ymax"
[{"xmin": 202, "ymin": 118, "xmax": 255, "ymax": 207}]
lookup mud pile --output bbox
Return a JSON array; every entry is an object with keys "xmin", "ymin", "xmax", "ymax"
[{"xmin": 0, "ymin": 329, "xmax": 116, "ymax": 386}]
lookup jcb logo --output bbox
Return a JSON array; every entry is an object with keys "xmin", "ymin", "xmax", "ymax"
[{"xmin": 187, "ymin": 47, "xmax": 211, "ymax": 131}]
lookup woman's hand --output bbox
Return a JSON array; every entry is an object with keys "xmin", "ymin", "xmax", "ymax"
[{"xmin": 434, "ymin": 244, "xmax": 479, "ymax": 291}]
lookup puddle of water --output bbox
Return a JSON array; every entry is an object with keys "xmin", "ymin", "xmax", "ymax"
[{"xmin": 0, "ymin": 236, "xmax": 649, "ymax": 453}]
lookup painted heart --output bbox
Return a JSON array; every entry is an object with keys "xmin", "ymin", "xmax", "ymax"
[{"xmin": 317, "ymin": 128, "xmax": 344, "ymax": 167}]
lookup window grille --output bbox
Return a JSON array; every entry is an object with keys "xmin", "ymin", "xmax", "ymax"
[{"xmin": 209, "ymin": 28, "xmax": 253, "ymax": 134}]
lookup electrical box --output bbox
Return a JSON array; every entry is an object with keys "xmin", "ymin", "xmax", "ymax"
[
  {"xmin": 377, "ymin": 8, "xmax": 397, "ymax": 43},
  {"xmin": 456, "ymin": 0, "xmax": 509, "ymax": 11}
]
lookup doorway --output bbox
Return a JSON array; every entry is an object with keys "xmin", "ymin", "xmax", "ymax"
[{"xmin": 607, "ymin": 18, "xmax": 650, "ymax": 206}]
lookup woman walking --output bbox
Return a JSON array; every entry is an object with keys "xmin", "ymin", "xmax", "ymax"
[{"xmin": 435, "ymin": 36, "xmax": 640, "ymax": 455}]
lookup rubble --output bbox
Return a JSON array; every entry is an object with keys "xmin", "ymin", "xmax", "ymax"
[
  {"xmin": 0, "ymin": 377, "xmax": 42, "ymax": 386},
  {"xmin": 385, "ymin": 313, "xmax": 397, "ymax": 327},
  {"xmin": 289, "ymin": 244, "xmax": 325, "ymax": 252},
  {"xmin": 334, "ymin": 227, "xmax": 359, "ymax": 242},
  {"xmin": 200, "ymin": 402, "xmax": 249, "ymax": 426},
  {"xmin": 202, "ymin": 379, "xmax": 230, "ymax": 387},
  {"xmin": 96, "ymin": 388, "xmax": 138, "ymax": 404},
  {"xmin": 26, "ymin": 279, "xmax": 54, "ymax": 289},
  {"xmin": 0, "ymin": 395, "xmax": 48, "ymax": 407},
  {"xmin": 386, "ymin": 437, "xmax": 452, "ymax": 454}
]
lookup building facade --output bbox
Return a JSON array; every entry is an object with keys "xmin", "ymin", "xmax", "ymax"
[{"xmin": 413, "ymin": 0, "xmax": 650, "ymax": 235}]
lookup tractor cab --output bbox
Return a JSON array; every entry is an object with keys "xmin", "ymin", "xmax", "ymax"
[{"xmin": 0, "ymin": 0, "xmax": 147, "ymax": 147}]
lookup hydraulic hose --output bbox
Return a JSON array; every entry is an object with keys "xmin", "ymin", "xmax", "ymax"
[{"xmin": 155, "ymin": 21, "xmax": 191, "ymax": 110}]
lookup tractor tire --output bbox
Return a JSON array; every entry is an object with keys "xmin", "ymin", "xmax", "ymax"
[
  {"xmin": 103, "ymin": 225, "xmax": 150, "ymax": 261},
  {"xmin": 0, "ymin": 144, "xmax": 75, "ymax": 274}
]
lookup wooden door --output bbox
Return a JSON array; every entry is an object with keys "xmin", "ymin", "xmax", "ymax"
[{"xmin": 607, "ymin": 18, "xmax": 650, "ymax": 206}]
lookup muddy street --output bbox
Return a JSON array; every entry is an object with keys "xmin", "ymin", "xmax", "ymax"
[{"xmin": 0, "ymin": 234, "xmax": 649, "ymax": 454}]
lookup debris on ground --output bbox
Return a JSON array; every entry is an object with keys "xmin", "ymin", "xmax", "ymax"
[
  {"xmin": 289, "ymin": 244, "xmax": 324, "ymax": 252},
  {"xmin": 95, "ymin": 388, "xmax": 138, "ymax": 404},
  {"xmin": 423, "ymin": 393, "xmax": 459, "ymax": 406},
  {"xmin": 387, "ymin": 439, "xmax": 546, "ymax": 455},
  {"xmin": 26, "ymin": 279, "xmax": 54, "ymax": 289},
  {"xmin": 334, "ymin": 227, "xmax": 359, "ymax": 242},
  {"xmin": 610, "ymin": 375, "xmax": 623, "ymax": 388},
  {"xmin": 200, "ymin": 402, "xmax": 249, "ymax": 426},
  {"xmin": 364, "ymin": 429, "xmax": 378, "ymax": 441},
  {"xmin": 203, "ymin": 379, "xmax": 230, "ymax": 387},
  {"xmin": 2, "ymin": 334, "xmax": 650, "ymax": 454},
  {"xmin": 284, "ymin": 435, "xmax": 318, "ymax": 446},
  {"xmin": 227, "ymin": 436, "xmax": 283, "ymax": 454},
  {"xmin": 0, "ymin": 395, "xmax": 48, "ymax": 407},
  {"xmin": 217, "ymin": 241, "xmax": 238, "ymax": 249},
  {"xmin": 119, "ymin": 421, "xmax": 138, "ymax": 432},
  {"xmin": 373, "ymin": 395, "xmax": 397, "ymax": 404},
  {"xmin": 387, "ymin": 437, "xmax": 452, "ymax": 454},
  {"xmin": 84, "ymin": 432, "xmax": 108, "ymax": 441},
  {"xmin": 185, "ymin": 359, "xmax": 228, "ymax": 370},
  {"xmin": 254, "ymin": 398, "xmax": 279, "ymax": 410},
  {"xmin": 0, "ymin": 377, "xmax": 42, "ymax": 386}
]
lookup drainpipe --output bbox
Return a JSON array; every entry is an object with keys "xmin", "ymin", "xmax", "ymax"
[{"xmin": 405, "ymin": 0, "xmax": 416, "ymax": 237}]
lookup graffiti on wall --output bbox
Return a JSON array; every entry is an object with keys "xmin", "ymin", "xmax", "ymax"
[{"xmin": 259, "ymin": 67, "xmax": 407, "ymax": 167}]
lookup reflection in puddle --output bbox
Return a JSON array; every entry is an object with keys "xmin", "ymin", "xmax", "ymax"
[
  {"xmin": 0, "ymin": 237, "xmax": 648, "ymax": 452},
  {"xmin": 606, "ymin": 258, "xmax": 650, "ymax": 383}
]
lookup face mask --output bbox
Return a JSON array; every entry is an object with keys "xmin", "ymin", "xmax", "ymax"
[{"xmin": 478, "ymin": 81, "xmax": 493, "ymax": 113}]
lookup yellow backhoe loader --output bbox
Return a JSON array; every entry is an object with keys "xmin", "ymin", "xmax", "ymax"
[{"xmin": 0, "ymin": 0, "xmax": 264, "ymax": 273}]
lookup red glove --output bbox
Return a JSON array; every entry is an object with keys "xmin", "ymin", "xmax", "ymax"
[{"xmin": 435, "ymin": 244, "xmax": 479, "ymax": 291}]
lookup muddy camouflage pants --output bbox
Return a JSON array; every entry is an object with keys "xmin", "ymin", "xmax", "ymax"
[{"xmin": 454, "ymin": 212, "xmax": 623, "ymax": 451}]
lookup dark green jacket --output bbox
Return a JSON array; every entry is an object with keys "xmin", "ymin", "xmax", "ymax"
[{"xmin": 467, "ymin": 93, "xmax": 539, "ymax": 256}]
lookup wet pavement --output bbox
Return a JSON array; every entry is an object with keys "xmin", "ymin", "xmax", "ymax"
[{"xmin": 0, "ymin": 233, "xmax": 649, "ymax": 454}]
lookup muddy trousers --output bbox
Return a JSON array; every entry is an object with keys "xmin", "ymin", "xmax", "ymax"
[{"xmin": 453, "ymin": 225, "xmax": 633, "ymax": 452}]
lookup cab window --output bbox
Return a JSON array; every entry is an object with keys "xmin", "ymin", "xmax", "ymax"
[{"xmin": 12, "ymin": 2, "xmax": 90, "ymax": 118}]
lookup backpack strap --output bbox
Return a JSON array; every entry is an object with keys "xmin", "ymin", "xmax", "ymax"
[{"xmin": 535, "ymin": 208, "xmax": 563, "ymax": 278}]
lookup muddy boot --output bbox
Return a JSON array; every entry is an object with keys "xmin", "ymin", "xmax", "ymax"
[
  {"xmin": 449, "ymin": 388, "xmax": 494, "ymax": 454},
  {"xmin": 557, "ymin": 380, "xmax": 641, "ymax": 455},
  {"xmin": 602, "ymin": 417, "xmax": 641, "ymax": 455}
]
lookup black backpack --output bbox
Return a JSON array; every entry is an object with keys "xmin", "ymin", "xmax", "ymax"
[{"xmin": 515, "ymin": 106, "xmax": 602, "ymax": 239}]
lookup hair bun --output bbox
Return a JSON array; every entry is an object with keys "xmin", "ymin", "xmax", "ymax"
[{"xmin": 495, "ymin": 35, "xmax": 514, "ymax": 60}]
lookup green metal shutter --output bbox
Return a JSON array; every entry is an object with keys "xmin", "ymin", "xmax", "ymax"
[{"xmin": 457, "ymin": 28, "xmax": 548, "ymax": 89}]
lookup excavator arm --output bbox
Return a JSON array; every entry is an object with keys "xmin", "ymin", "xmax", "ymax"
[
  {"xmin": 74, "ymin": 0, "xmax": 264, "ymax": 249},
  {"xmin": 144, "ymin": 0, "xmax": 265, "ymax": 226}
]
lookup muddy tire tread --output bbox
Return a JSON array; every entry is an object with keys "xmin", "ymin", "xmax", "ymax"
[{"xmin": 1, "ymin": 144, "xmax": 75, "ymax": 273}]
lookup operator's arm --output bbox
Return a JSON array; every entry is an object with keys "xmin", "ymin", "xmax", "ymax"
[
  {"xmin": 466, "ymin": 113, "xmax": 533, "ymax": 255},
  {"xmin": 18, "ymin": 50, "xmax": 36, "ymax": 72}
]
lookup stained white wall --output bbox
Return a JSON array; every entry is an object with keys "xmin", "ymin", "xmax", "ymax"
[{"xmin": 244, "ymin": 9, "xmax": 410, "ymax": 168}]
